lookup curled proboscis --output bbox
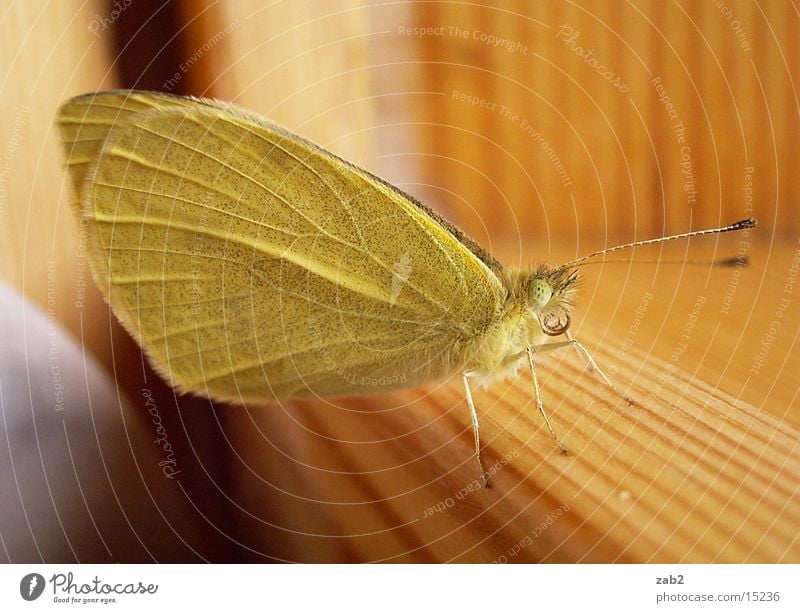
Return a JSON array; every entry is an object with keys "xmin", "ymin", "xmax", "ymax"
[{"xmin": 541, "ymin": 310, "xmax": 570, "ymax": 336}]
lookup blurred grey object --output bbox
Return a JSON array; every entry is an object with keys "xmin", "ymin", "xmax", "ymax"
[{"xmin": 0, "ymin": 282, "xmax": 207, "ymax": 562}]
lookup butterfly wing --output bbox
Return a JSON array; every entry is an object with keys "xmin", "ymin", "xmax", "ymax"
[
  {"xmin": 58, "ymin": 91, "xmax": 506, "ymax": 403},
  {"xmin": 59, "ymin": 91, "xmax": 211, "ymax": 195}
]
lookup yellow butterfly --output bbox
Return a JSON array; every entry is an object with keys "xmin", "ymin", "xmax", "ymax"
[{"xmin": 58, "ymin": 90, "xmax": 755, "ymax": 485}]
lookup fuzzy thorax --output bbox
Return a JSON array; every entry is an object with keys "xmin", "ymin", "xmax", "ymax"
[{"xmin": 465, "ymin": 264, "xmax": 580, "ymax": 386}]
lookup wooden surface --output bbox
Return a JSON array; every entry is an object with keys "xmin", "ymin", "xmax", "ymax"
[
  {"xmin": 0, "ymin": 0, "xmax": 116, "ymax": 361},
  {"xmin": 212, "ymin": 0, "xmax": 799, "ymax": 241},
  {"xmin": 200, "ymin": 2, "xmax": 800, "ymax": 561},
  {"xmin": 0, "ymin": 0, "xmax": 234, "ymax": 562},
  {"xmin": 223, "ymin": 239, "xmax": 800, "ymax": 563},
  {"xmin": 1, "ymin": 0, "xmax": 798, "ymax": 562}
]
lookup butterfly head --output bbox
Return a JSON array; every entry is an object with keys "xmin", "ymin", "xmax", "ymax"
[{"xmin": 526, "ymin": 267, "xmax": 580, "ymax": 336}]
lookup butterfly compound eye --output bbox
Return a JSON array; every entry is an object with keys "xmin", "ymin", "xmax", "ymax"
[
  {"xmin": 541, "ymin": 310, "xmax": 571, "ymax": 336},
  {"xmin": 529, "ymin": 278, "xmax": 553, "ymax": 307}
]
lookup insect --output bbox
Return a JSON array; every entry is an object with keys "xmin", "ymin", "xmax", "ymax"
[{"xmin": 58, "ymin": 90, "xmax": 756, "ymax": 486}]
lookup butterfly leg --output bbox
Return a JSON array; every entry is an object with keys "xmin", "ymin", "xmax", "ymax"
[
  {"xmin": 564, "ymin": 331, "xmax": 633, "ymax": 405},
  {"xmin": 463, "ymin": 372, "xmax": 490, "ymax": 488},
  {"xmin": 571, "ymin": 337, "xmax": 596, "ymax": 373},
  {"xmin": 525, "ymin": 348, "xmax": 569, "ymax": 454},
  {"xmin": 528, "ymin": 334, "xmax": 633, "ymax": 405}
]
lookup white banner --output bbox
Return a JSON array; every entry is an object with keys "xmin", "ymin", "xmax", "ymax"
[{"xmin": 0, "ymin": 565, "xmax": 795, "ymax": 612}]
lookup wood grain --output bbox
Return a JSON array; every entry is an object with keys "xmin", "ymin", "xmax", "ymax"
[
  {"xmin": 0, "ymin": 0, "xmax": 239, "ymax": 562},
  {"xmin": 0, "ymin": 0, "xmax": 116, "ymax": 361},
  {"xmin": 224, "ymin": 240, "xmax": 800, "ymax": 562},
  {"xmin": 189, "ymin": 1, "xmax": 799, "ymax": 562},
  {"xmin": 4, "ymin": 0, "xmax": 797, "ymax": 562},
  {"xmin": 210, "ymin": 1, "xmax": 799, "ymax": 241}
]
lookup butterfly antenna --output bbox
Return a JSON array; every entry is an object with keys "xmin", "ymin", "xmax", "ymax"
[
  {"xmin": 574, "ymin": 255, "xmax": 750, "ymax": 267},
  {"xmin": 555, "ymin": 217, "xmax": 757, "ymax": 271}
]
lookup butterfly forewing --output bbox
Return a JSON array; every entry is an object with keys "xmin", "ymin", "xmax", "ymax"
[{"xmin": 59, "ymin": 91, "xmax": 505, "ymax": 403}]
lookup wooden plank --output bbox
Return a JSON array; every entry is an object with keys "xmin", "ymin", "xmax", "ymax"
[
  {"xmin": 202, "ymin": 1, "xmax": 799, "ymax": 561},
  {"xmin": 0, "ymin": 0, "xmax": 238, "ymax": 562},
  {"xmin": 224, "ymin": 240, "xmax": 800, "ymax": 562},
  {"xmin": 0, "ymin": 0, "xmax": 116, "ymax": 353}
]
